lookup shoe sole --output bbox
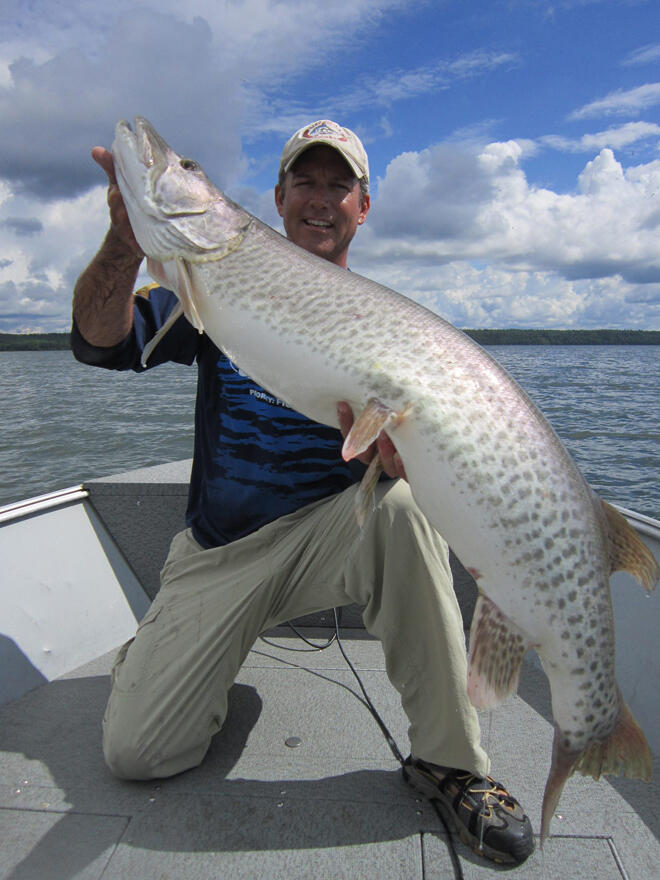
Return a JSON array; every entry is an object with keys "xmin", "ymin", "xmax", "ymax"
[{"xmin": 402, "ymin": 763, "xmax": 525, "ymax": 865}]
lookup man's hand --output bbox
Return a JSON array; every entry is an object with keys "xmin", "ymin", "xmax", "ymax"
[
  {"xmin": 337, "ymin": 401, "xmax": 407, "ymax": 480},
  {"xmin": 91, "ymin": 147, "xmax": 143, "ymax": 258}
]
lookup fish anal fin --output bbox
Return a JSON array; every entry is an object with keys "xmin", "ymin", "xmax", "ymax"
[
  {"xmin": 541, "ymin": 699, "xmax": 651, "ymax": 845},
  {"xmin": 467, "ymin": 592, "xmax": 529, "ymax": 709},
  {"xmin": 342, "ymin": 398, "xmax": 403, "ymax": 462},
  {"xmin": 601, "ymin": 499, "xmax": 659, "ymax": 592},
  {"xmin": 355, "ymin": 452, "xmax": 384, "ymax": 528}
]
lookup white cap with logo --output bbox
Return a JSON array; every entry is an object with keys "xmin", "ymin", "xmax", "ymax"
[{"xmin": 279, "ymin": 120, "xmax": 369, "ymax": 185}]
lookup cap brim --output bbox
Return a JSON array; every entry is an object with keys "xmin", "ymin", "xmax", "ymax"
[{"xmin": 283, "ymin": 142, "xmax": 364, "ymax": 179}]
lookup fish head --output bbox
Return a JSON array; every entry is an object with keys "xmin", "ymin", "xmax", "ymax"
[{"xmin": 112, "ymin": 116, "xmax": 249, "ymax": 261}]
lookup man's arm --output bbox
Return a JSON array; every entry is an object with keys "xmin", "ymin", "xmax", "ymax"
[{"xmin": 72, "ymin": 147, "xmax": 143, "ymax": 347}]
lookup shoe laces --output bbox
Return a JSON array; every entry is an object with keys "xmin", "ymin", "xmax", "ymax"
[{"xmin": 453, "ymin": 772, "xmax": 517, "ymax": 818}]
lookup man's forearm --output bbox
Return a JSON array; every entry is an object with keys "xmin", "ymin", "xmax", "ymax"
[{"xmin": 73, "ymin": 228, "xmax": 143, "ymax": 347}]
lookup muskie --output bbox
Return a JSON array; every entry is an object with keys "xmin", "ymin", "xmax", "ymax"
[{"xmin": 112, "ymin": 117, "xmax": 658, "ymax": 842}]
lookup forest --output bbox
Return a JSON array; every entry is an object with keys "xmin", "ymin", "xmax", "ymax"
[{"xmin": 2, "ymin": 328, "xmax": 659, "ymax": 351}]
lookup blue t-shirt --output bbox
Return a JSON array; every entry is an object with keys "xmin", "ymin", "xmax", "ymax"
[{"xmin": 72, "ymin": 286, "xmax": 365, "ymax": 548}]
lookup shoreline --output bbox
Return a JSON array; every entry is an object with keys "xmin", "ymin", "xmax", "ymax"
[{"xmin": 2, "ymin": 328, "xmax": 659, "ymax": 351}]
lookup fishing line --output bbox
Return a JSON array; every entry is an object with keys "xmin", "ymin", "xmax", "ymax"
[{"xmin": 259, "ymin": 610, "xmax": 465, "ymax": 880}]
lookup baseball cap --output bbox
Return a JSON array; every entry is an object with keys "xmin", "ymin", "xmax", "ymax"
[{"xmin": 279, "ymin": 120, "xmax": 369, "ymax": 185}]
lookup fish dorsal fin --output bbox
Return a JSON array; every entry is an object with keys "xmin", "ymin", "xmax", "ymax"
[
  {"xmin": 467, "ymin": 591, "xmax": 530, "ymax": 709},
  {"xmin": 601, "ymin": 499, "xmax": 659, "ymax": 592}
]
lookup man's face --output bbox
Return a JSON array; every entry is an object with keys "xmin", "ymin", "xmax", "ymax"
[{"xmin": 274, "ymin": 145, "xmax": 370, "ymax": 268}]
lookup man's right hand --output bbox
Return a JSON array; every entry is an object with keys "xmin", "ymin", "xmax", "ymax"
[
  {"xmin": 71, "ymin": 148, "xmax": 145, "ymax": 348},
  {"xmin": 91, "ymin": 147, "xmax": 144, "ymax": 258}
]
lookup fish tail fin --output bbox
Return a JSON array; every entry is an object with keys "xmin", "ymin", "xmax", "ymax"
[
  {"xmin": 601, "ymin": 498, "xmax": 659, "ymax": 591},
  {"xmin": 541, "ymin": 698, "xmax": 651, "ymax": 845},
  {"xmin": 574, "ymin": 695, "xmax": 652, "ymax": 782},
  {"xmin": 467, "ymin": 592, "xmax": 530, "ymax": 708}
]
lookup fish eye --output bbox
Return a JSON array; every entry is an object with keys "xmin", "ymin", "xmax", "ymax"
[{"xmin": 180, "ymin": 158, "xmax": 199, "ymax": 171}]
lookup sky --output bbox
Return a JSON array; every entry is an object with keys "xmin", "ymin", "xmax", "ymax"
[{"xmin": 1, "ymin": 0, "xmax": 660, "ymax": 332}]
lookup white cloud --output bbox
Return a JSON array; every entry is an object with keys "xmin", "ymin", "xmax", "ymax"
[
  {"xmin": 622, "ymin": 44, "xmax": 660, "ymax": 67},
  {"xmin": 352, "ymin": 50, "xmax": 518, "ymax": 106},
  {"xmin": 1, "ymin": 1, "xmax": 658, "ymax": 332},
  {"xmin": 0, "ymin": 0, "xmax": 411, "ymax": 199},
  {"xmin": 569, "ymin": 82, "xmax": 660, "ymax": 120},
  {"xmin": 0, "ymin": 183, "xmax": 110, "ymax": 331},
  {"xmin": 0, "ymin": 11, "xmax": 246, "ymax": 198},
  {"xmin": 0, "ymin": 0, "xmax": 414, "ymax": 330},
  {"xmin": 348, "ymin": 140, "xmax": 660, "ymax": 328},
  {"xmin": 541, "ymin": 120, "xmax": 660, "ymax": 153}
]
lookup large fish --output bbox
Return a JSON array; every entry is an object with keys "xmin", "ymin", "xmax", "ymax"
[{"xmin": 112, "ymin": 116, "xmax": 658, "ymax": 842}]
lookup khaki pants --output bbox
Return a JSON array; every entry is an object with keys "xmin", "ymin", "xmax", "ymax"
[{"xmin": 102, "ymin": 479, "xmax": 489, "ymax": 780}]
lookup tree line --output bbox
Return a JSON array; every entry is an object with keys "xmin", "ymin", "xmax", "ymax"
[{"xmin": 1, "ymin": 328, "xmax": 659, "ymax": 351}]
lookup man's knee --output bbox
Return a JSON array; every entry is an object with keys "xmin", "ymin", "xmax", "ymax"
[
  {"xmin": 102, "ymin": 721, "xmax": 158, "ymax": 780},
  {"xmin": 373, "ymin": 481, "xmax": 447, "ymax": 547},
  {"xmin": 103, "ymin": 709, "xmax": 209, "ymax": 781}
]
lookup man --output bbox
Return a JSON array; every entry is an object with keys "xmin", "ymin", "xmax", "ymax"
[{"xmin": 72, "ymin": 120, "xmax": 534, "ymax": 865}]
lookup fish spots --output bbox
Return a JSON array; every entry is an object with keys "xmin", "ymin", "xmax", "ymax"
[{"xmin": 467, "ymin": 567, "xmax": 482, "ymax": 581}]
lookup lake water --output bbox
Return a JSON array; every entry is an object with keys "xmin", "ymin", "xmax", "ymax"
[{"xmin": 1, "ymin": 346, "xmax": 658, "ymax": 518}]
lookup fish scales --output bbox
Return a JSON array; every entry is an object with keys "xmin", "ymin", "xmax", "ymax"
[
  {"xmin": 192, "ymin": 227, "xmax": 601, "ymax": 618},
  {"xmin": 112, "ymin": 117, "xmax": 657, "ymax": 843}
]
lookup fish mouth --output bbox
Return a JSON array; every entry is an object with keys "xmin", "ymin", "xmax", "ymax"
[{"xmin": 116, "ymin": 117, "xmax": 171, "ymax": 171}]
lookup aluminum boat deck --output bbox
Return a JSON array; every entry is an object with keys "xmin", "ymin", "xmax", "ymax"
[{"xmin": 2, "ymin": 461, "xmax": 658, "ymax": 879}]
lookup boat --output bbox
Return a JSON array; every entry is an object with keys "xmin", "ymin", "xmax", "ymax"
[{"xmin": 2, "ymin": 458, "xmax": 658, "ymax": 877}]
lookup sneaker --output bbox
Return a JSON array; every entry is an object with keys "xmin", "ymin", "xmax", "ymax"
[{"xmin": 402, "ymin": 756, "xmax": 535, "ymax": 865}]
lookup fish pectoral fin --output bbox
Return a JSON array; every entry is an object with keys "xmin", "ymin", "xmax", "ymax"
[
  {"xmin": 601, "ymin": 498, "xmax": 659, "ymax": 591},
  {"xmin": 141, "ymin": 301, "xmax": 184, "ymax": 367},
  {"xmin": 341, "ymin": 398, "xmax": 403, "ymax": 461},
  {"xmin": 355, "ymin": 451, "xmax": 384, "ymax": 528},
  {"xmin": 174, "ymin": 257, "xmax": 205, "ymax": 333},
  {"xmin": 467, "ymin": 591, "xmax": 529, "ymax": 709},
  {"xmin": 541, "ymin": 699, "xmax": 651, "ymax": 845}
]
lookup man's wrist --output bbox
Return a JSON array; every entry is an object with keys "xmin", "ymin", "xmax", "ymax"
[{"xmin": 101, "ymin": 225, "xmax": 144, "ymax": 264}]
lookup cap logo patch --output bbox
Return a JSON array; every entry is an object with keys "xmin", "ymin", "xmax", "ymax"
[{"xmin": 302, "ymin": 121, "xmax": 347, "ymax": 142}]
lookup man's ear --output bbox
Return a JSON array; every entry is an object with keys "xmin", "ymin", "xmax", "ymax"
[
  {"xmin": 274, "ymin": 184, "xmax": 284, "ymax": 218},
  {"xmin": 358, "ymin": 192, "xmax": 370, "ymax": 225}
]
